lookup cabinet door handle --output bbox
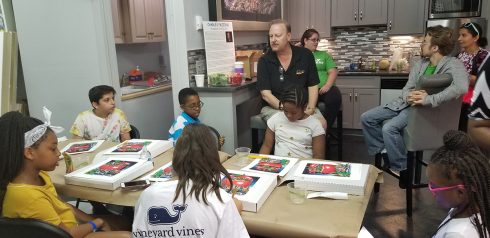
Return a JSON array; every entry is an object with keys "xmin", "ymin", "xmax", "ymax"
[
  {"xmin": 355, "ymin": 92, "xmax": 358, "ymax": 102},
  {"xmin": 360, "ymin": 10, "xmax": 363, "ymax": 21},
  {"xmin": 349, "ymin": 92, "xmax": 352, "ymax": 102}
]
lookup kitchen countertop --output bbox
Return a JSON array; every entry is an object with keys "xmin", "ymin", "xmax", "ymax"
[
  {"xmin": 338, "ymin": 70, "xmax": 409, "ymax": 77},
  {"xmin": 121, "ymin": 83, "xmax": 172, "ymax": 101},
  {"xmin": 193, "ymin": 78, "xmax": 257, "ymax": 93}
]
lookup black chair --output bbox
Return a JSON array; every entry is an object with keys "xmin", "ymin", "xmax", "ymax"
[
  {"xmin": 129, "ymin": 124, "xmax": 140, "ymax": 139},
  {"xmin": 317, "ymin": 102, "xmax": 343, "ymax": 161},
  {"xmin": 0, "ymin": 217, "xmax": 72, "ymax": 238},
  {"xmin": 208, "ymin": 125, "xmax": 223, "ymax": 150}
]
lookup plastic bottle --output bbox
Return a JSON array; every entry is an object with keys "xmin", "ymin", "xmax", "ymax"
[
  {"xmin": 139, "ymin": 144, "xmax": 152, "ymax": 162},
  {"xmin": 129, "ymin": 66, "xmax": 143, "ymax": 81}
]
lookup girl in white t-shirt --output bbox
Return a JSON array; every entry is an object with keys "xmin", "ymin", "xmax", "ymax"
[
  {"xmin": 260, "ymin": 87, "xmax": 326, "ymax": 159},
  {"xmin": 428, "ymin": 130, "xmax": 489, "ymax": 238},
  {"xmin": 133, "ymin": 124, "xmax": 249, "ymax": 238}
]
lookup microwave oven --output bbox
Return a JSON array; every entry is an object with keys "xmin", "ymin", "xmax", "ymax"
[{"xmin": 429, "ymin": 0, "xmax": 481, "ymax": 19}]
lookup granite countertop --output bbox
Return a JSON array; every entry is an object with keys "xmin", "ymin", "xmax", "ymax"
[
  {"xmin": 338, "ymin": 70, "xmax": 409, "ymax": 77},
  {"xmin": 121, "ymin": 83, "xmax": 172, "ymax": 101},
  {"xmin": 193, "ymin": 78, "xmax": 257, "ymax": 93}
]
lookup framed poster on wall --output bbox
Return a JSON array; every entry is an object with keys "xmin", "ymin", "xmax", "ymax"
[{"xmin": 208, "ymin": 0, "xmax": 282, "ymax": 31}]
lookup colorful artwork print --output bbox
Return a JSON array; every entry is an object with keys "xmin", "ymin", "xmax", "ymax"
[
  {"xmin": 250, "ymin": 158, "xmax": 289, "ymax": 173},
  {"xmin": 66, "ymin": 142, "xmax": 97, "ymax": 153},
  {"xmin": 112, "ymin": 141, "xmax": 151, "ymax": 153},
  {"xmin": 221, "ymin": 174, "xmax": 259, "ymax": 195},
  {"xmin": 85, "ymin": 160, "xmax": 137, "ymax": 177},
  {"xmin": 302, "ymin": 163, "xmax": 351, "ymax": 177},
  {"xmin": 151, "ymin": 166, "xmax": 173, "ymax": 179}
]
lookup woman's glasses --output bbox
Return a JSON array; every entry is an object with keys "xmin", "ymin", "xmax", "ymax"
[
  {"xmin": 428, "ymin": 182, "xmax": 465, "ymax": 196},
  {"xmin": 463, "ymin": 22, "xmax": 480, "ymax": 36},
  {"xmin": 308, "ymin": 38, "xmax": 319, "ymax": 43},
  {"xmin": 183, "ymin": 101, "xmax": 204, "ymax": 110}
]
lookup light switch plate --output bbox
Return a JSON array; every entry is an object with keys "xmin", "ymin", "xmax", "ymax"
[{"xmin": 195, "ymin": 15, "xmax": 203, "ymax": 30}]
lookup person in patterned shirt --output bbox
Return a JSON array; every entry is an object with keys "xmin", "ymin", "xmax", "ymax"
[
  {"xmin": 457, "ymin": 22, "xmax": 489, "ymax": 131},
  {"xmin": 70, "ymin": 85, "xmax": 131, "ymax": 142},
  {"xmin": 468, "ymin": 54, "xmax": 490, "ymax": 154}
]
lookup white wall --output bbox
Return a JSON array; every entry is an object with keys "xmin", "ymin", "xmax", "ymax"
[
  {"xmin": 13, "ymin": 0, "xmax": 119, "ymax": 135},
  {"xmin": 184, "ymin": 0, "xmax": 209, "ymax": 50},
  {"xmin": 115, "ymin": 42, "xmax": 170, "ymax": 77},
  {"xmin": 121, "ymin": 90, "xmax": 174, "ymax": 139}
]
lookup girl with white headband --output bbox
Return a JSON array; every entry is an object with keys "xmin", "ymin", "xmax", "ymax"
[{"xmin": 0, "ymin": 111, "xmax": 131, "ymax": 238}]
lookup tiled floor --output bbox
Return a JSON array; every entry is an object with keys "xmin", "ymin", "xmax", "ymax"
[{"xmin": 330, "ymin": 131, "xmax": 447, "ymax": 238}]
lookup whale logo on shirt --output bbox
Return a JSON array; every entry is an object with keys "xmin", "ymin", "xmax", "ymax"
[{"xmin": 147, "ymin": 204, "xmax": 187, "ymax": 225}]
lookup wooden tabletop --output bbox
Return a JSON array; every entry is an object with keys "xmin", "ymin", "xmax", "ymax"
[{"xmin": 51, "ymin": 139, "xmax": 382, "ymax": 238}]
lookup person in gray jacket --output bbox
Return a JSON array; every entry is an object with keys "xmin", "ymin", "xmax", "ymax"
[{"xmin": 361, "ymin": 25, "xmax": 468, "ymax": 179}]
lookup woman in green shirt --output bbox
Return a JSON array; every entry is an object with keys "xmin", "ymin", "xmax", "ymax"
[{"xmin": 300, "ymin": 29, "xmax": 342, "ymax": 131}]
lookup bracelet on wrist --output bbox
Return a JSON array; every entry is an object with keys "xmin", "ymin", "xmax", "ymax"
[{"xmin": 88, "ymin": 221, "xmax": 97, "ymax": 232}]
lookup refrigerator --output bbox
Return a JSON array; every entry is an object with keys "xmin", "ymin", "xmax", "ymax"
[{"xmin": 427, "ymin": 17, "xmax": 487, "ymax": 56}]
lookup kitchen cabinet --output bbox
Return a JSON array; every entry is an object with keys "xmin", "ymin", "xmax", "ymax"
[
  {"xmin": 285, "ymin": 0, "xmax": 331, "ymax": 40},
  {"xmin": 331, "ymin": 0, "xmax": 388, "ymax": 27},
  {"xmin": 337, "ymin": 76, "xmax": 380, "ymax": 129},
  {"xmin": 111, "ymin": 0, "xmax": 166, "ymax": 43},
  {"xmin": 111, "ymin": 0, "xmax": 125, "ymax": 43},
  {"xmin": 387, "ymin": 0, "xmax": 427, "ymax": 35}
]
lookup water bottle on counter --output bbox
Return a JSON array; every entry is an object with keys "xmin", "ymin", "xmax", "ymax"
[{"xmin": 139, "ymin": 144, "xmax": 152, "ymax": 162}]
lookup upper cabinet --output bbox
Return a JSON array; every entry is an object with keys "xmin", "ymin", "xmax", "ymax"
[
  {"xmin": 387, "ymin": 0, "xmax": 427, "ymax": 35},
  {"xmin": 285, "ymin": 0, "xmax": 332, "ymax": 40},
  {"xmin": 111, "ymin": 0, "xmax": 166, "ymax": 44},
  {"xmin": 331, "ymin": 0, "xmax": 388, "ymax": 27},
  {"xmin": 111, "ymin": 0, "xmax": 125, "ymax": 43}
]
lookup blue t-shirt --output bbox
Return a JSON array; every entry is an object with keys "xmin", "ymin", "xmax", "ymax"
[{"xmin": 168, "ymin": 112, "xmax": 200, "ymax": 143}]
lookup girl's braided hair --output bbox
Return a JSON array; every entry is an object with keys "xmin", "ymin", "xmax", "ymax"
[{"xmin": 431, "ymin": 130, "xmax": 490, "ymax": 238}]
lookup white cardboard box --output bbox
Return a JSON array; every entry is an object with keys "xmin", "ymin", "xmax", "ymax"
[
  {"xmin": 104, "ymin": 139, "xmax": 173, "ymax": 158},
  {"xmin": 291, "ymin": 160, "xmax": 370, "ymax": 196},
  {"xmin": 240, "ymin": 154, "xmax": 298, "ymax": 177},
  {"xmin": 60, "ymin": 140, "xmax": 105, "ymax": 155},
  {"xmin": 142, "ymin": 162, "xmax": 173, "ymax": 182},
  {"xmin": 223, "ymin": 170, "xmax": 277, "ymax": 212},
  {"xmin": 65, "ymin": 157, "xmax": 153, "ymax": 190}
]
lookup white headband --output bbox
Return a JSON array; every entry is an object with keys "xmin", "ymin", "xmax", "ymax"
[{"xmin": 24, "ymin": 107, "xmax": 64, "ymax": 148}]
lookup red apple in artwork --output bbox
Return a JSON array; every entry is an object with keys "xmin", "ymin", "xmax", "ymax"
[
  {"xmin": 320, "ymin": 164, "xmax": 337, "ymax": 174},
  {"xmin": 258, "ymin": 162, "xmax": 282, "ymax": 168},
  {"xmin": 308, "ymin": 163, "xmax": 337, "ymax": 174},
  {"xmin": 233, "ymin": 176, "xmax": 252, "ymax": 188},
  {"xmin": 163, "ymin": 167, "xmax": 172, "ymax": 173}
]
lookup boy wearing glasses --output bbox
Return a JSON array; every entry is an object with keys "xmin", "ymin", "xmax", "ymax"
[{"xmin": 168, "ymin": 88, "xmax": 203, "ymax": 143}]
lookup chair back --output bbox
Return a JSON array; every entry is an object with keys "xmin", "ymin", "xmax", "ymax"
[
  {"xmin": 404, "ymin": 73, "xmax": 461, "ymax": 151},
  {"xmin": 207, "ymin": 126, "xmax": 223, "ymax": 151},
  {"xmin": 129, "ymin": 124, "xmax": 140, "ymax": 139},
  {"xmin": 0, "ymin": 217, "xmax": 72, "ymax": 238}
]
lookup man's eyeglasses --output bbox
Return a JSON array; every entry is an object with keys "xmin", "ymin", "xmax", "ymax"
[
  {"xmin": 428, "ymin": 182, "xmax": 465, "ymax": 196},
  {"xmin": 183, "ymin": 101, "xmax": 204, "ymax": 110},
  {"xmin": 463, "ymin": 22, "xmax": 480, "ymax": 36},
  {"xmin": 308, "ymin": 38, "xmax": 319, "ymax": 43},
  {"xmin": 279, "ymin": 66, "xmax": 284, "ymax": 82}
]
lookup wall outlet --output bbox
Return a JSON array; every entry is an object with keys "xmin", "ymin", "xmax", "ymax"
[{"xmin": 196, "ymin": 60, "xmax": 206, "ymax": 74}]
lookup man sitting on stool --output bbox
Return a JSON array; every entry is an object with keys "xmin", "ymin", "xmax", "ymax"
[{"xmin": 360, "ymin": 26, "xmax": 468, "ymax": 184}]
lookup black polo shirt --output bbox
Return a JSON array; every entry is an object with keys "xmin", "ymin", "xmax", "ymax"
[{"xmin": 256, "ymin": 45, "xmax": 319, "ymax": 100}]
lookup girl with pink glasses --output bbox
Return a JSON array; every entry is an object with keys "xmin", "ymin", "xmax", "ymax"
[{"xmin": 427, "ymin": 130, "xmax": 489, "ymax": 238}]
